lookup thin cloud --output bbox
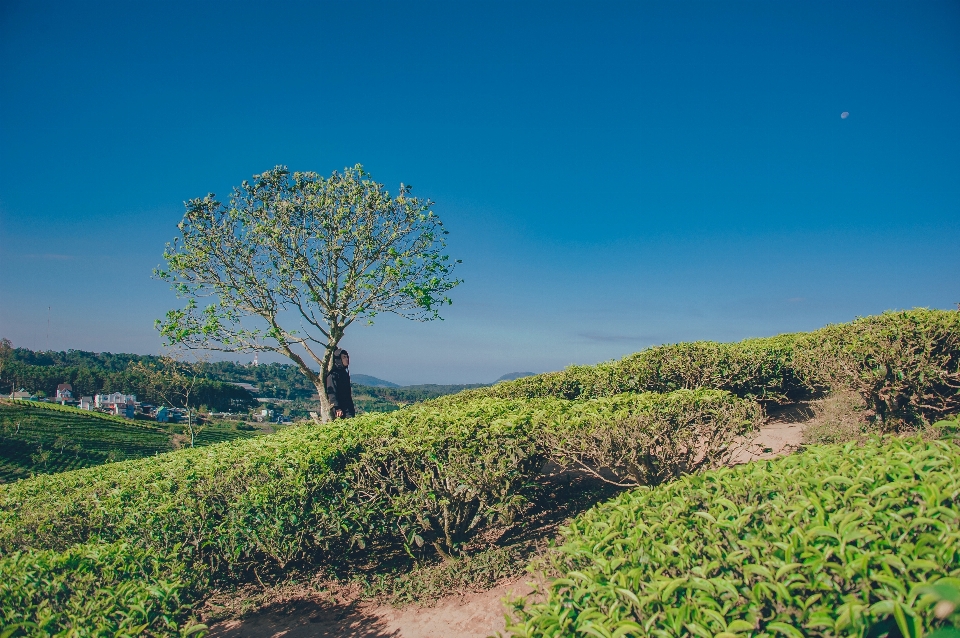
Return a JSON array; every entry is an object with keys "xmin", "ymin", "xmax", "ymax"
[
  {"xmin": 22, "ymin": 253, "xmax": 75, "ymax": 260},
  {"xmin": 578, "ymin": 331, "xmax": 650, "ymax": 343}
]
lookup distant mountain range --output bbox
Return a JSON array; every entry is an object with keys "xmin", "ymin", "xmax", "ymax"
[
  {"xmin": 351, "ymin": 374, "xmax": 400, "ymax": 388},
  {"xmin": 495, "ymin": 372, "xmax": 536, "ymax": 382},
  {"xmin": 353, "ymin": 372, "xmax": 536, "ymax": 387}
]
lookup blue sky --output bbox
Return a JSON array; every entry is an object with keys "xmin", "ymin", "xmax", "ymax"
[{"xmin": 1, "ymin": 0, "xmax": 958, "ymax": 385}]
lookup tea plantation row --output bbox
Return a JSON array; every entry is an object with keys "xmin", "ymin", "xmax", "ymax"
[
  {"xmin": 1, "ymin": 389, "xmax": 758, "ymax": 634},
  {"xmin": 506, "ymin": 432, "xmax": 960, "ymax": 637},
  {"xmin": 1, "ymin": 309, "xmax": 958, "ymax": 635},
  {"xmin": 0, "ymin": 401, "xmax": 173, "ymax": 482},
  {"xmin": 0, "ymin": 400, "xmax": 258, "ymax": 483},
  {"xmin": 455, "ymin": 309, "xmax": 960, "ymax": 426}
]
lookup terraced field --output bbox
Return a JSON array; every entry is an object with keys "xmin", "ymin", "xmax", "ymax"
[{"xmin": 0, "ymin": 400, "xmax": 259, "ymax": 483}]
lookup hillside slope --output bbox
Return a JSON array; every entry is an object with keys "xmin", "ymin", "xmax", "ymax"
[
  {"xmin": 0, "ymin": 400, "xmax": 172, "ymax": 482},
  {"xmin": 2, "ymin": 309, "xmax": 958, "ymax": 635},
  {"xmin": 0, "ymin": 400, "xmax": 260, "ymax": 483}
]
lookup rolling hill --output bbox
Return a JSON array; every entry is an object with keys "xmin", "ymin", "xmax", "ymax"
[
  {"xmin": 0, "ymin": 399, "xmax": 261, "ymax": 483},
  {"xmin": 2, "ymin": 309, "xmax": 959, "ymax": 636}
]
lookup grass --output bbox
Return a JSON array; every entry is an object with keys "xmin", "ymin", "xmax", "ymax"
[{"xmin": 800, "ymin": 390, "xmax": 871, "ymax": 445}]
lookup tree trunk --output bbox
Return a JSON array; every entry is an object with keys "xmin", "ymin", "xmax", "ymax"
[
  {"xmin": 312, "ymin": 344, "xmax": 339, "ymax": 423},
  {"xmin": 285, "ymin": 339, "xmax": 338, "ymax": 423},
  {"xmin": 315, "ymin": 376, "xmax": 332, "ymax": 423}
]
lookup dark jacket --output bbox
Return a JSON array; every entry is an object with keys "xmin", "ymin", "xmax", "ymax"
[{"xmin": 325, "ymin": 348, "xmax": 355, "ymax": 418}]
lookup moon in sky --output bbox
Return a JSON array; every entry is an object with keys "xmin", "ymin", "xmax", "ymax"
[{"xmin": 841, "ymin": 111, "xmax": 850, "ymax": 119}]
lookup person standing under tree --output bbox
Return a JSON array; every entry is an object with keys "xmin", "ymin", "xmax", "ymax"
[{"xmin": 325, "ymin": 348, "xmax": 355, "ymax": 419}]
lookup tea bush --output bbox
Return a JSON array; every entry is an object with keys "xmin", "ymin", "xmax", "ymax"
[
  {"xmin": 0, "ymin": 541, "xmax": 202, "ymax": 637},
  {"xmin": 0, "ymin": 390, "xmax": 759, "ymax": 633},
  {"xmin": 440, "ymin": 334, "xmax": 802, "ymax": 405},
  {"xmin": 792, "ymin": 309, "xmax": 960, "ymax": 425},
  {"xmin": 352, "ymin": 390, "xmax": 759, "ymax": 557},
  {"xmin": 506, "ymin": 435, "xmax": 960, "ymax": 638},
  {"xmin": 0, "ymin": 419, "xmax": 372, "ymax": 570},
  {"xmin": 453, "ymin": 309, "xmax": 960, "ymax": 426},
  {"xmin": 540, "ymin": 391, "xmax": 761, "ymax": 487},
  {"xmin": 0, "ymin": 391, "xmax": 757, "ymax": 563}
]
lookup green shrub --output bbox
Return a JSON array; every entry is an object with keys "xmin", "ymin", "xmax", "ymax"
[
  {"xmin": 448, "ymin": 309, "xmax": 960, "ymax": 428},
  {"xmin": 505, "ymin": 436, "xmax": 960, "ymax": 638},
  {"xmin": 349, "ymin": 397, "xmax": 546, "ymax": 558},
  {"xmin": 1, "ymin": 391, "xmax": 758, "ymax": 560},
  {"xmin": 540, "ymin": 390, "xmax": 761, "ymax": 487},
  {"xmin": 792, "ymin": 309, "xmax": 960, "ymax": 425},
  {"xmin": 0, "ymin": 421, "xmax": 371, "ymax": 572},
  {"xmin": 0, "ymin": 541, "xmax": 203, "ymax": 637},
  {"xmin": 444, "ymin": 334, "xmax": 803, "ymax": 405},
  {"xmin": 352, "ymin": 391, "xmax": 760, "ymax": 558},
  {"xmin": 0, "ymin": 391, "xmax": 760, "ymax": 633}
]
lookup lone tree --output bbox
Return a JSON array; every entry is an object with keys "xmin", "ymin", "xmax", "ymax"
[
  {"xmin": 156, "ymin": 164, "xmax": 461, "ymax": 420},
  {"xmin": 131, "ymin": 353, "xmax": 207, "ymax": 446}
]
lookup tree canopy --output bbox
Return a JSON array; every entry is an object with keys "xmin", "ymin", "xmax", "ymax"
[{"xmin": 156, "ymin": 164, "xmax": 461, "ymax": 418}]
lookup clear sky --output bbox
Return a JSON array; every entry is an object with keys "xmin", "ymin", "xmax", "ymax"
[{"xmin": 1, "ymin": 0, "xmax": 958, "ymax": 385}]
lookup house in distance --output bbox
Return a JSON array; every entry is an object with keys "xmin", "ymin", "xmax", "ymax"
[{"xmin": 94, "ymin": 393, "xmax": 137, "ymax": 419}]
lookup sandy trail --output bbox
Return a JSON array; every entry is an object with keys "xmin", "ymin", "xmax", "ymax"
[
  {"xmin": 207, "ymin": 413, "xmax": 807, "ymax": 638},
  {"xmin": 207, "ymin": 578, "xmax": 533, "ymax": 638},
  {"xmin": 731, "ymin": 402, "xmax": 808, "ymax": 465}
]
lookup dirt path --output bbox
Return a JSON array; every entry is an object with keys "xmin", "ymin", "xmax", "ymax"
[
  {"xmin": 731, "ymin": 403, "xmax": 808, "ymax": 465},
  {"xmin": 207, "ymin": 414, "xmax": 808, "ymax": 638},
  {"xmin": 207, "ymin": 578, "xmax": 533, "ymax": 638}
]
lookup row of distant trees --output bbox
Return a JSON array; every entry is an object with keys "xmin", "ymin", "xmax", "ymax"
[
  {"xmin": 0, "ymin": 340, "xmax": 316, "ymax": 402},
  {"xmin": 0, "ymin": 339, "xmax": 256, "ymax": 412}
]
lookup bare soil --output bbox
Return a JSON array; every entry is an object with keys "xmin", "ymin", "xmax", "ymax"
[
  {"xmin": 207, "ymin": 578, "xmax": 534, "ymax": 638},
  {"xmin": 730, "ymin": 401, "xmax": 809, "ymax": 465},
  {"xmin": 205, "ymin": 409, "xmax": 809, "ymax": 638}
]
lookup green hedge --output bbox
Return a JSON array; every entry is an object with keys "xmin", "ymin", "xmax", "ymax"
[
  {"xmin": 0, "ymin": 419, "xmax": 370, "ymax": 571},
  {"xmin": 351, "ymin": 390, "xmax": 759, "ymax": 557},
  {"xmin": 791, "ymin": 310, "xmax": 960, "ymax": 425},
  {"xmin": 539, "ymin": 390, "xmax": 760, "ymax": 487},
  {"xmin": 0, "ymin": 390, "xmax": 757, "ymax": 563},
  {"xmin": 505, "ymin": 435, "xmax": 960, "ymax": 638},
  {"xmin": 0, "ymin": 542, "xmax": 201, "ymax": 637},
  {"xmin": 0, "ymin": 390, "xmax": 759, "ymax": 634},
  {"xmin": 452, "ymin": 334, "xmax": 803, "ymax": 404},
  {"xmin": 451, "ymin": 309, "xmax": 960, "ymax": 425}
]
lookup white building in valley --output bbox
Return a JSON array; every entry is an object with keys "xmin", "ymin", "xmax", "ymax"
[{"xmin": 95, "ymin": 393, "xmax": 137, "ymax": 419}]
